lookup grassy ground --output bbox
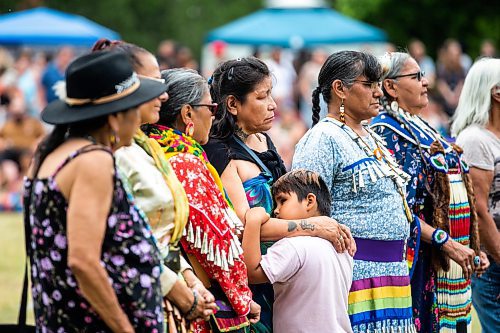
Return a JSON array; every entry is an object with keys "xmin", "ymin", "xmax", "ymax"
[
  {"xmin": 0, "ymin": 212, "xmax": 34, "ymax": 324},
  {"xmin": 0, "ymin": 213, "xmax": 483, "ymax": 330}
]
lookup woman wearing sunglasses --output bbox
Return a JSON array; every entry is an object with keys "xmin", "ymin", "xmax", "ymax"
[
  {"xmin": 371, "ymin": 52, "xmax": 488, "ymax": 333},
  {"xmin": 143, "ymin": 68, "xmax": 260, "ymax": 333}
]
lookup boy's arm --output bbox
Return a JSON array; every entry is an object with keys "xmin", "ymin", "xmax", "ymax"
[{"xmin": 242, "ymin": 207, "xmax": 270, "ymax": 284}]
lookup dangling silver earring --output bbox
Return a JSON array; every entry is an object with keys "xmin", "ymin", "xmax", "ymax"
[
  {"xmin": 390, "ymin": 99, "xmax": 399, "ymax": 112},
  {"xmin": 340, "ymin": 99, "xmax": 346, "ymax": 124}
]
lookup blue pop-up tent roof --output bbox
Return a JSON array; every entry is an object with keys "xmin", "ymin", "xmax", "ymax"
[
  {"xmin": 206, "ymin": 7, "xmax": 386, "ymax": 48},
  {"xmin": 0, "ymin": 7, "xmax": 120, "ymax": 46}
]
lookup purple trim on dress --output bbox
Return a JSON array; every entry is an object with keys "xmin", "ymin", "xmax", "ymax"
[{"xmin": 353, "ymin": 237, "xmax": 405, "ymax": 263}]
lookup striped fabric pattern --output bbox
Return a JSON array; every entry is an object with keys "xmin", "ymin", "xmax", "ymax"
[
  {"xmin": 436, "ymin": 172, "xmax": 472, "ymax": 333},
  {"xmin": 349, "ymin": 275, "xmax": 416, "ymax": 332}
]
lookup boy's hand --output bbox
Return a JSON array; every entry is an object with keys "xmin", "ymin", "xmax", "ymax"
[{"xmin": 245, "ymin": 207, "xmax": 270, "ymax": 226}]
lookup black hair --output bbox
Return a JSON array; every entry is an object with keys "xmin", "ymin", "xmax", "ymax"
[
  {"xmin": 312, "ymin": 51, "xmax": 382, "ymax": 126},
  {"xmin": 31, "ymin": 116, "xmax": 110, "ymax": 180},
  {"xmin": 271, "ymin": 169, "xmax": 331, "ymax": 216},
  {"xmin": 209, "ymin": 57, "xmax": 270, "ymax": 139},
  {"xmin": 92, "ymin": 38, "xmax": 150, "ymax": 71}
]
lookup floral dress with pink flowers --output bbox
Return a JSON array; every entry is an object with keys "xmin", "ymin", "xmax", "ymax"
[{"xmin": 23, "ymin": 145, "xmax": 163, "ymax": 332}]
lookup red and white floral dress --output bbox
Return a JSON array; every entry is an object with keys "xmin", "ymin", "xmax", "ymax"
[{"xmin": 169, "ymin": 152, "xmax": 252, "ymax": 332}]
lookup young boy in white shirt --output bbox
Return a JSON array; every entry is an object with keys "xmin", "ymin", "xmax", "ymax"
[{"xmin": 243, "ymin": 169, "xmax": 354, "ymax": 333}]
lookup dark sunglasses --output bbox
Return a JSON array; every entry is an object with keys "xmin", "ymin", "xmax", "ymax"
[
  {"xmin": 392, "ymin": 71, "xmax": 426, "ymax": 81},
  {"xmin": 191, "ymin": 103, "xmax": 218, "ymax": 115},
  {"xmin": 353, "ymin": 80, "xmax": 382, "ymax": 90}
]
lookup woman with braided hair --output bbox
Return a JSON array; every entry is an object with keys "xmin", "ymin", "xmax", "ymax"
[
  {"xmin": 371, "ymin": 51, "xmax": 489, "ymax": 333},
  {"xmin": 293, "ymin": 50, "xmax": 415, "ymax": 332}
]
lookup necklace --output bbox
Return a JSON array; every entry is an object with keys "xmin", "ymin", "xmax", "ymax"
[
  {"xmin": 234, "ymin": 127, "xmax": 262, "ymax": 143},
  {"xmin": 327, "ymin": 117, "xmax": 413, "ymax": 223}
]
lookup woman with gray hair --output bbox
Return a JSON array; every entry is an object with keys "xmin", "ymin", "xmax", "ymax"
[
  {"xmin": 452, "ymin": 57, "xmax": 500, "ymax": 333},
  {"xmin": 371, "ymin": 52, "xmax": 488, "ymax": 333},
  {"xmin": 292, "ymin": 50, "xmax": 415, "ymax": 332},
  {"xmin": 143, "ymin": 68, "xmax": 260, "ymax": 333}
]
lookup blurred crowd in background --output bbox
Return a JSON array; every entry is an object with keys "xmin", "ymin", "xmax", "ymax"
[{"xmin": 0, "ymin": 37, "xmax": 497, "ymax": 212}]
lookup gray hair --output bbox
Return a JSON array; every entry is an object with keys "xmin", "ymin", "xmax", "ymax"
[
  {"xmin": 451, "ymin": 58, "xmax": 500, "ymax": 137},
  {"xmin": 378, "ymin": 52, "xmax": 411, "ymax": 99},
  {"xmin": 158, "ymin": 68, "xmax": 209, "ymax": 127}
]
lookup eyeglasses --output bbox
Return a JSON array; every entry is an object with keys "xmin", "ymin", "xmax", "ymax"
[
  {"xmin": 191, "ymin": 103, "xmax": 218, "ymax": 115},
  {"xmin": 392, "ymin": 71, "xmax": 426, "ymax": 81},
  {"xmin": 353, "ymin": 80, "xmax": 382, "ymax": 90}
]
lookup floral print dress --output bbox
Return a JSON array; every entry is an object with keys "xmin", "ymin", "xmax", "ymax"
[{"xmin": 24, "ymin": 145, "xmax": 163, "ymax": 332}]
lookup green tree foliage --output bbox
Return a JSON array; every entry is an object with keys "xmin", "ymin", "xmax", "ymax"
[
  {"xmin": 1, "ymin": 0, "xmax": 497, "ymax": 60},
  {"xmin": 334, "ymin": 0, "xmax": 499, "ymax": 59},
  {"xmin": 0, "ymin": 0, "xmax": 263, "ymax": 56}
]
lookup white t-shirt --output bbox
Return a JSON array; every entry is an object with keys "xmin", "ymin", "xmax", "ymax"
[
  {"xmin": 456, "ymin": 124, "xmax": 500, "ymax": 231},
  {"xmin": 260, "ymin": 236, "xmax": 354, "ymax": 333}
]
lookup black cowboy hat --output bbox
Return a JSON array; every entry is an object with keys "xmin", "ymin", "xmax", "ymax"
[{"xmin": 41, "ymin": 50, "xmax": 166, "ymax": 125}]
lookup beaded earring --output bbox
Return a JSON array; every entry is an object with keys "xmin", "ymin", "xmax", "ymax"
[{"xmin": 339, "ymin": 99, "xmax": 346, "ymax": 124}]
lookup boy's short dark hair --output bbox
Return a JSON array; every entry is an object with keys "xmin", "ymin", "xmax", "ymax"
[{"xmin": 272, "ymin": 169, "xmax": 331, "ymax": 216}]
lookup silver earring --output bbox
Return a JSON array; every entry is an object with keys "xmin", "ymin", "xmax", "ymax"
[{"xmin": 390, "ymin": 100, "xmax": 399, "ymax": 112}]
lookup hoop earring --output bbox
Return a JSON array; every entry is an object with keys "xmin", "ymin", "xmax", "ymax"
[
  {"xmin": 339, "ymin": 99, "xmax": 346, "ymax": 124},
  {"xmin": 185, "ymin": 122, "xmax": 194, "ymax": 137},
  {"xmin": 391, "ymin": 99, "xmax": 399, "ymax": 112}
]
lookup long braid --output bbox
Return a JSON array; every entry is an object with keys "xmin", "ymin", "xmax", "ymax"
[{"xmin": 311, "ymin": 87, "xmax": 322, "ymax": 126}]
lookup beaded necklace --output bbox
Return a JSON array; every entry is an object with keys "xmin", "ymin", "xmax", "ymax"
[{"xmin": 326, "ymin": 115, "xmax": 413, "ymax": 222}]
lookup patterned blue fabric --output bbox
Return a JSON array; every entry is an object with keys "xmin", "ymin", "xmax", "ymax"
[
  {"xmin": 292, "ymin": 118, "xmax": 412, "ymax": 331},
  {"xmin": 371, "ymin": 110, "xmax": 467, "ymax": 333},
  {"xmin": 243, "ymin": 173, "xmax": 273, "ymax": 215}
]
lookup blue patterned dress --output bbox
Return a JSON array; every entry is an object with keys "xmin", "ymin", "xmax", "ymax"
[
  {"xmin": 372, "ymin": 108, "xmax": 478, "ymax": 333},
  {"xmin": 292, "ymin": 118, "xmax": 414, "ymax": 333},
  {"xmin": 24, "ymin": 145, "xmax": 163, "ymax": 332}
]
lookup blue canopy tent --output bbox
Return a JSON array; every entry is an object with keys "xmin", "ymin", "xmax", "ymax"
[
  {"xmin": 0, "ymin": 7, "xmax": 120, "ymax": 46},
  {"xmin": 206, "ymin": 7, "xmax": 386, "ymax": 48}
]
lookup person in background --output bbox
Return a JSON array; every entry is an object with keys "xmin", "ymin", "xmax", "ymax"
[
  {"xmin": 408, "ymin": 39, "xmax": 436, "ymax": 88},
  {"xmin": 293, "ymin": 50, "xmax": 414, "ymax": 332},
  {"xmin": 0, "ymin": 87, "xmax": 44, "ymax": 151},
  {"xmin": 436, "ymin": 39, "xmax": 467, "ymax": 117},
  {"xmin": 92, "ymin": 38, "xmax": 216, "ymax": 331},
  {"xmin": 265, "ymin": 48, "xmax": 297, "ymax": 112},
  {"xmin": 372, "ymin": 51, "xmax": 488, "ymax": 333},
  {"xmin": 25, "ymin": 51, "xmax": 167, "ymax": 332},
  {"xmin": 144, "ymin": 68, "xmax": 261, "ymax": 333},
  {"xmin": 298, "ymin": 49, "xmax": 328, "ymax": 128},
  {"xmin": 41, "ymin": 46, "xmax": 74, "ymax": 104},
  {"xmin": 242, "ymin": 169, "xmax": 353, "ymax": 333},
  {"xmin": 452, "ymin": 57, "xmax": 500, "ymax": 333},
  {"xmin": 478, "ymin": 39, "xmax": 498, "ymax": 59}
]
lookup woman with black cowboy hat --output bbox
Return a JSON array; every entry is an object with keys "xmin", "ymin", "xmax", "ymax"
[
  {"xmin": 24, "ymin": 51, "xmax": 167, "ymax": 332},
  {"xmin": 93, "ymin": 38, "xmax": 217, "ymax": 331}
]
